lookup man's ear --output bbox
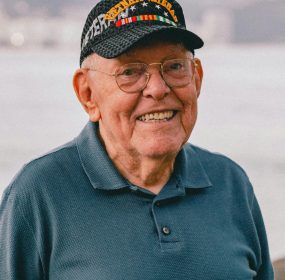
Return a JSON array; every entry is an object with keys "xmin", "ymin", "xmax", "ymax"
[
  {"xmin": 193, "ymin": 58, "xmax": 203, "ymax": 98},
  {"xmin": 73, "ymin": 69, "xmax": 101, "ymax": 122}
]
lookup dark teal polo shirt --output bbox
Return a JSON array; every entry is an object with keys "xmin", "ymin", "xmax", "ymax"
[{"xmin": 0, "ymin": 122, "xmax": 274, "ymax": 279}]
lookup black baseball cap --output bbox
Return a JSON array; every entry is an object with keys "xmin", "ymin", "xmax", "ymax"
[{"xmin": 80, "ymin": 0, "xmax": 204, "ymax": 66}]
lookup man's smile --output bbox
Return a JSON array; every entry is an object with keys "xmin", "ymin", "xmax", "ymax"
[{"xmin": 137, "ymin": 110, "xmax": 177, "ymax": 122}]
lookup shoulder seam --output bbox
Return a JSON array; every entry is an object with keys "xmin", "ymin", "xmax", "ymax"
[
  {"xmin": 20, "ymin": 141, "xmax": 76, "ymax": 171},
  {"xmin": 190, "ymin": 144, "xmax": 249, "ymax": 177},
  {"xmin": 5, "ymin": 141, "xmax": 77, "ymax": 198},
  {"xmin": 27, "ymin": 140, "xmax": 76, "ymax": 163}
]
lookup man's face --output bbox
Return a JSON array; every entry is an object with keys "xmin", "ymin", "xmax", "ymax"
[{"xmin": 79, "ymin": 41, "xmax": 203, "ymax": 159}]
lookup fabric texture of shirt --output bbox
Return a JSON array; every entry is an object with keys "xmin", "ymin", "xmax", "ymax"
[{"xmin": 0, "ymin": 121, "xmax": 274, "ymax": 280}]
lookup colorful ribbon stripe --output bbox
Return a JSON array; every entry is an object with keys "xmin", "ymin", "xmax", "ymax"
[{"xmin": 116, "ymin": 15, "xmax": 177, "ymax": 27}]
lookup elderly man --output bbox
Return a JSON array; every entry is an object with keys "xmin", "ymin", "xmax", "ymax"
[{"xmin": 0, "ymin": 0, "xmax": 274, "ymax": 279}]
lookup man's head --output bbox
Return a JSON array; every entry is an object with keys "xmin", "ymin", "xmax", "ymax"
[{"xmin": 74, "ymin": 0, "xmax": 204, "ymax": 161}]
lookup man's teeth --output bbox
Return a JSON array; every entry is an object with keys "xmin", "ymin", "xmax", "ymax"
[{"xmin": 138, "ymin": 111, "xmax": 175, "ymax": 121}]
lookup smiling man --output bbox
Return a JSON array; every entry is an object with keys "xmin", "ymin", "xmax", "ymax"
[{"xmin": 0, "ymin": 0, "xmax": 274, "ymax": 279}]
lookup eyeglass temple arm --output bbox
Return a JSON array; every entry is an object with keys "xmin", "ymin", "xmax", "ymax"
[{"xmin": 81, "ymin": 68, "xmax": 116, "ymax": 77}]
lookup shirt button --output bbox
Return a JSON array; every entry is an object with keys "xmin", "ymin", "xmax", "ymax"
[
  {"xmin": 155, "ymin": 201, "xmax": 161, "ymax": 207},
  {"xmin": 162, "ymin": 226, "xmax": 171, "ymax": 235},
  {"xmin": 130, "ymin": 185, "xmax": 138, "ymax": 192}
]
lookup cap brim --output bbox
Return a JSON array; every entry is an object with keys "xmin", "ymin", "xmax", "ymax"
[{"xmin": 91, "ymin": 24, "xmax": 204, "ymax": 59}]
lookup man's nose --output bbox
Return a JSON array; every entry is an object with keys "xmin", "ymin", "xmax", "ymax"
[{"xmin": 142, "ymin": 68, "xmax": 171, "ymax": 100}]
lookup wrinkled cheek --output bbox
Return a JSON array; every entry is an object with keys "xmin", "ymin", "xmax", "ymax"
[
  {"xmin": 120, "ymin": 118, "xmax": 136, "ymax": 138},
  {"xmin": 181, "ymin": 112, "xmax": 198, "ymax": 142},
  {"xmin": 183, "ymin": 104, "xmax": 197, "ymax": 125}
]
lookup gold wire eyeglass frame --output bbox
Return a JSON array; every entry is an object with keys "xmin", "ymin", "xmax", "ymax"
[{"xmin": 83, "ymin": 58, "xmax": 198, "ymax": 93}]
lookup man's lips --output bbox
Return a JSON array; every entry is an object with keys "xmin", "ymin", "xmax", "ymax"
[{"xmin": 137, "ymin": 110, "xmax": 177, "ymax": 122}]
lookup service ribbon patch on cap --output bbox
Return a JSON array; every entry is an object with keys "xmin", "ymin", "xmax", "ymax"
[{"xmin": 116, "ymin": 15, "xmax": 177, "ymax": 27}]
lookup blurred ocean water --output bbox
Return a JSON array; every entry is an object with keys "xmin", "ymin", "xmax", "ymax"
[{"xmin": 0, "ymin": 45, "xmax": 284, "ymax": 260}]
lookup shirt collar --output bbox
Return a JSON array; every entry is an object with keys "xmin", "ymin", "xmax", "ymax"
[
  {"xmin": 173, "ymin": 145, "xmax": 213, "ymax": 189},
  {"xmin": 76, "ymin": 121, "xmax": 129, "ymax": 190},
  {"xmin": 76, "ymin": 121, "xmax": 212, "ymax": 191}
]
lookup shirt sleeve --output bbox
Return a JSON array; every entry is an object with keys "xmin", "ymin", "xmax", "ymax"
[
  {"xmin": 0, "ymin": 186, "xmax": 46, "ymax": 280},
  {"xmin": 251, "ymin": 194, "xmax": 274, "ymax": 280}
]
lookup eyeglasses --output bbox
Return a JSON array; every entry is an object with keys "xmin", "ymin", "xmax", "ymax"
[{"xmin": 83, "ymin": 58, "xmax": 198, "ymax": 93}]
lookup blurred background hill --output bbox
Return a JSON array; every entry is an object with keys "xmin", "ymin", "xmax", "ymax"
[{"xmin": 1, "ymin": 0, "xmax": 284, "ymax": 49}]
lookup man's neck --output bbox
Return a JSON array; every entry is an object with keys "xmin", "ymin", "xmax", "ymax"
[
  {"xmin": 103, "ymin": 144, "xmax": 175, "ymax": 194},
  {"xmin": 111, "ymin": 153, "xmax": 175, "ymax": 194},
  {"xmin": 98, "ymin": 125, "xmax": 177, "ymax": 194}
]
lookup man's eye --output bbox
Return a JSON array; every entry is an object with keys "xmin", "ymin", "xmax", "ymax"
[
  {"xmin": 121, "ymin": 68, "xmax": 136, "ymax": 76},
  {"xmin": 119, "ymin": 66, "xmax": 144, "ymax": 77},
  {"xmin": 169, "ymin": 62, "xmax": 184, "ymax": 70}
]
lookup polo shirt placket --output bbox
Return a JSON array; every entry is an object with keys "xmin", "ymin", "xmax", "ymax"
[{"xmin": 151, "ymin": 177, "xmax": 185, "ymax": 250}]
